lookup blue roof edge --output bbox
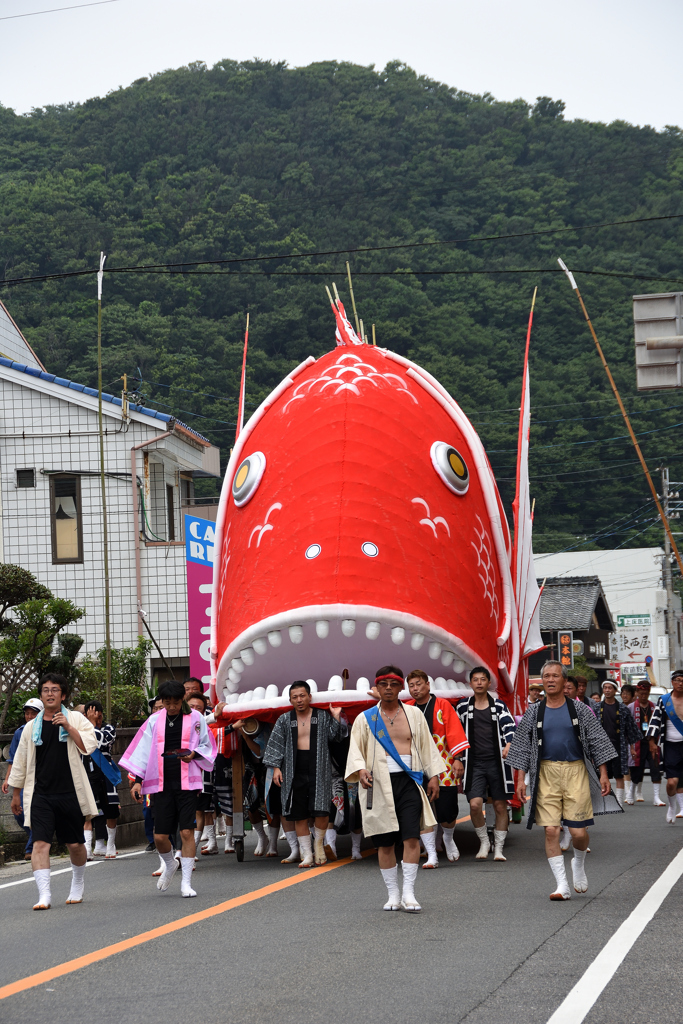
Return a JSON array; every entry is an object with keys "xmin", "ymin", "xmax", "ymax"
[{"xmin": 0, "ymin": 356, "xmax": 211, "ymax": 445}]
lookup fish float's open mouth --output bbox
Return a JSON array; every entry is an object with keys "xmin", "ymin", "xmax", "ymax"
[{"xmin": 215, "ymin": 603, "xmax": 498, "ymax": 701}]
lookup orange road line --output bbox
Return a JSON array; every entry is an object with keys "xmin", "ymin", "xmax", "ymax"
[
  {"xmin": 0, "ymin": 854, "xmax": 366, "ymax": 1001},
  {"xmin": 456, "ymin": 814, "xmax": 471, "ymax": 823}
]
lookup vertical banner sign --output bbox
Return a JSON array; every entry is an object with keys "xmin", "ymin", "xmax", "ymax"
[
  {"xmin": 185, "ymin": 514, "xmax": 215, "ymax": 692},
  {"xmin": 558, "ymin": 630, "xmax": 574, "ymax": 671}
]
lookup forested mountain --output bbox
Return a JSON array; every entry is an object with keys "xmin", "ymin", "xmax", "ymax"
[{"xmin": 1, "ymin": 59, "xmax": 683, "ymax": 551}]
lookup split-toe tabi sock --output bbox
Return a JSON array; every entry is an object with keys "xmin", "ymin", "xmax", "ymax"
[
  {"xmin": 571, "ymin": 848, "xmax": 588, "ymax": 893},
  {"xmin": 351, "ymin": 832, "xmax": 363, "ymax": 860},
  {"xmin": 548, "ymin": 854, "xmax": 571, "ymax": 900},
  {"xmin": 400, "ymin": 861, "xmax": 421, "ymax": 912},
  {"xmin": 281, "ymin": 830, "xmax": 299, "ymax": 863},
  {"xmin": 252, "ymin": 820, "xmax": 267, "ymax": 856},
  {"xmin": 33, "ymin": 868, "xmax": 51, "ymax": 910},
  {"xmin": 474, "ymin": 824, "xmax": 490, "ymax": 859},
  {"xmin": 493, "ymin": 829, "xmax": 507, "ymax": 862},
  {"xmin": 381, "ymin": 865, "xmax": 400, "ymax": 910},
  {"xmin": 313, "ymin": 827, "xmax": 327, "ymax": 865},
  {"xmin": 323, "ymin": 828, "xmax": 337, "ymax": 861},
  {"xmin": 157, "ymin": 849, "xmax": 178, "ymax": 891},
  {"xmin": 442, "ymin": 826, "xmax": 460, "ymax": 862},
  {"xmin": 298, "ymin": 834, "xmax": 314, "ymax": 868},
  {"xmin": 180, "ymin": 856, "xmax": 197, "ymax": 897},
  {"xmin": 421, "ymin": 826, "xmax": 438, "ymax": 868},
  {"xmin": 105, "ymin": 826, "xmax": 117, "ymax": 859},
  {"xmin": 66, "ymin": 862, "xmax": 86, "ymax": 904},
  {"xmin": 266, "ymin": 824, "xmax": 279, "ymax": 857}
]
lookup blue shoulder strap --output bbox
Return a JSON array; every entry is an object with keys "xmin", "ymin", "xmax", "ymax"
[
  {"xmin": 364, "ymin": 707, "xmax": 423, "ymax": 784},
  {"xmin": 662, "ymin": 694, "xmax": 683, "ymax": 739}
]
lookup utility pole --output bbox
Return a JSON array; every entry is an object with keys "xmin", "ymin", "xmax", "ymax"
[
  {"xmin": 97, "ymin": 252, "xmax": 112, "ymax": 722},
  {"xmin": 661, "ymin": 467, "xmax": 676, "ymax": 674}
]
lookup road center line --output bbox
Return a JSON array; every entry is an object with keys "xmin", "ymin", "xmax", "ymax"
[
  {"xmin": 0, "ymin": 852, "xmax": 373, "ymax": 1000},
  {"xmin": 546, "ymin": 845, "xmax": 683, "ymax": 1024}
]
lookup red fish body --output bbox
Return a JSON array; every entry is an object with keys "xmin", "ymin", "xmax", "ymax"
[{"xmin": 211, "ymin": 346, "xmax": 519, "ymax": 705}]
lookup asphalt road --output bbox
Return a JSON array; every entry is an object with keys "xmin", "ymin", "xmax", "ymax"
[{"xmin": 1, "ymin": 781, "xmax": 681, "ymax": 1024}]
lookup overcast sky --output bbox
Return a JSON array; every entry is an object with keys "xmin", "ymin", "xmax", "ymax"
[{"xmin": 1, "ymin": 0, "xmax": 681, "ymax": 128}]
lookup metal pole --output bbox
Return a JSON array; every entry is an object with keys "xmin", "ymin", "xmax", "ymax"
[
  {"xmin": 345, "ymin": 261, "xmax": 361, "ymax": 337},
  {"xmin": 96, "ymin": 253, "xmax": 112, "ymax": 722},
  {"xmin": 130, "ymin": 431, "xmax": 173, "ymax": 637},
  {"xmin": 662, "ymin": 467, "xmax": 676, "ymax": 673}
]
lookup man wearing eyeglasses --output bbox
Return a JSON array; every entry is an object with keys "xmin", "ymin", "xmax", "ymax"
[{"xmin": 8, "ymin": 673, "xmax": 98, "ymax": 911}]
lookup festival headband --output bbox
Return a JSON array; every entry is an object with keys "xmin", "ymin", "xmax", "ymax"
[{"xmin": 375, "ymin": 673, "xmax": 405, "ymax": 685}]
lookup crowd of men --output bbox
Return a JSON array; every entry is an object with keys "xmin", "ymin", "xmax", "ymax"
[{"xmin": 4, "ymin": 661, "xmax": 683, "ymax": 913}]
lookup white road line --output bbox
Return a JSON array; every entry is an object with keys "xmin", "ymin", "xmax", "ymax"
[
  {"xmin": 547, "ymin": 846, "xmax": 683, "ymax": 1024},
  {"xmin": 0, "ymin": 850, "xmax": 147, "ymax": 890}
]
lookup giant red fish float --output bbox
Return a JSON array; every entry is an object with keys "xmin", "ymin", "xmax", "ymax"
[{"xmin": 210, "ymin": 296, "xmax": 543, "ymax": 720}]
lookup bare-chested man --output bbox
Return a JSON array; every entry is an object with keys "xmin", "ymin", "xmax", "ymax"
[
  {"xmin": 647, "ymin": 670, "xmax": 683, "ymax": 822},
  {"xmin": 263, "ymin": 681, "xmax": 345, "ymax": 867}
]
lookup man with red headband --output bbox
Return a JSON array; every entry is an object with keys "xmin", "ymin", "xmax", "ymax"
[{"xmin": 346, "ymin": 665, "xmax": 446, "ymax": 913}]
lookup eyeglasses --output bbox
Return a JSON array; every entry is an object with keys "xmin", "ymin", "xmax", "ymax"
[{"xmin": 41, "ymin": 688, "xmax": 62, "ymax": 695}]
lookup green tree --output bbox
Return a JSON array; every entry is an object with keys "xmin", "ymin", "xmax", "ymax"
[{"xmin": 71, "ymin": 637, "xmax": 153, "ymax": 726}]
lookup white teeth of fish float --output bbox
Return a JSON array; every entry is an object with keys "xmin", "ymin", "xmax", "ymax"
[{"xmin": 221, "ymin": 673, "xmax": 473, "ymax": 708}]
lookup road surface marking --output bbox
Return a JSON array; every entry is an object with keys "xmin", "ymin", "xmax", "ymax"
[
  {"xmin": 0, "ymin": 850, "xmax": 146, "ymax": 890},
  {"xmin": 0, "ymin": 852, "xmax": 372, "ymax": 1000},
  {"xmin": 546, "ymin": 845, "xmax": 683, "ymax": 1024}
]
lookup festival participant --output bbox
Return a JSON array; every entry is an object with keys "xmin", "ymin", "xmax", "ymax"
[
  {"xmin": 264, "ymin": 681, "xmax": 346, "ymax": 867},
  {"xmin": 122, "ymin": 680, "xmax": 216, "ymax": 898},
  {"xmin": 8, "ymin": 674, "xmax": 98, "ymax": 910},
  {"xmin": 598, "ymin": 680, "xmax": 638, "ymax": 808},
  {"xmin": 575, "ymin": 676, "xmax": 593, "ymax": 707},
  {"xmin": 2, "ymin": 697, "xmax": 44, "ymax": 859},
  {"xmin": 81, "ymin": 701, "xmax": 121, "ymax": 860},
  {"xmin": 183, "ymin": 677, "xmax": 204, "ymax": 699},
  {"xmin": 627, "ymin": 681, "xmax": 664, "ymax": 806},
  {"xmin": 647, "ymin": 670, "xmax": 683, "ymax": 822},
  {"xmin": 620, "ymin": 684, "xmax": 636, "ymax": 706},
  {"xmin": 528, "ymin": 680, "xmax": 544, "ymax": 704},
  {"xmin": 508, "ymin": 660, "xmax": 619, "ymax": 901},
  {"xmin": 345, "ymin": 666, "xmax": 445, "ymax": 913},
  {"xmin": 187, "ymin": 693, "xmax": 218, "ymax": 854},
  {"xmin": 405, "ymin": 669, "xmax": 468, "ymax": 866},
  {"xmin": 455, "ymin": 666, "xmax": 516, "ymax": 862}
]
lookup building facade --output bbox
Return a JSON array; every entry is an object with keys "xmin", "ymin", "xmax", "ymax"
[{"xmin": 0, "ymin": 300, "xmax": 220, "ymax": 679}]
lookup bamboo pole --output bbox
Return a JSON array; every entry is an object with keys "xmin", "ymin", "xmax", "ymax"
[
  {"xmin": 96, "ymin": 252, "xmax": 112, "ymax": 722},
  {"xmin": 558, "ymin": 258, "xmax": 683, "ymax": 578},
  {"xmin": 345, "ymin": 261, "xmax": 361, "ymax": 336},
  {"xmin": 372, "ymin": 323, "xmax": 376, "ymax": 346}
]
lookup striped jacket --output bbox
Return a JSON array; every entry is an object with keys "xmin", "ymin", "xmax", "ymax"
[
  {"xmin": 455, "ymin": 694, "xmax": 516, "ymax": 797},
  {"xmin": 507, "ymin": 698, "xmax": 620, "ymax": 828},
  {"xmin": 597, "ymin": 700, "xmax": 639, "ymax": 775},
  {"xmin": 646, "ymin": 694, "xmax": 683, "ymax": 748}
]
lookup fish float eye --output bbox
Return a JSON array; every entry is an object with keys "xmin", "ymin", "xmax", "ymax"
[
  {"xmin": 232, "ymin": 451, "xmax": 266, "ymax": 507},
  {"xmin": 305, "ymin": 544, "xmax": 321, "ymax": 559},
  {"xmin": 361, "ymin": 542, "xmax": 379, "ymax": 557},
  {"xmin": 430, "ymin": 441, "xmax": 469, "ymax": 495}
]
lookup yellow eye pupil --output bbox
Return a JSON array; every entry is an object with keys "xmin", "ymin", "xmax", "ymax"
[
  {"xmin": 235, "ymin": 464, "xmax": 249, "ymax": 489},
  {"xmin": 449, "ymin": 452, "xmax": 465, "ymax": 478}
]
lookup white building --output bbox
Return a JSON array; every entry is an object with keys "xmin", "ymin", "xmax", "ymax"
[
  {"xmin": 0, "ymin": 300, "xmax": 220, "ymax": 679},
  {"xmin": 533, "ymin": 547, "xmax": 682, "ymax": 687}
]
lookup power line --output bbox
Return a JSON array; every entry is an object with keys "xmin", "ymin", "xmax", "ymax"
[
  {"xmin": 0, "ymin": 0, "xmax": 123, "ymax": 19},
  {"xmin": 2, "ymin": 210, "xmax": 683, "ymax": 287}
]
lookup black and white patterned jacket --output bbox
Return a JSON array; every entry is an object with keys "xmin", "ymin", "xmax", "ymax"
[
  {"xmin": 507, "ymin": 698, "xmax": 620, "ymax": 828},
  {"xmin": 455, "ymin": 694, "xmax": 516, "ymax": 797},
  {"xmin": 646, "ymin": 694, "xmax": 683, "ymax": 749},
  {"xmin": 597, "ymin": 700, "xmax": 639, "ymax": 774}
]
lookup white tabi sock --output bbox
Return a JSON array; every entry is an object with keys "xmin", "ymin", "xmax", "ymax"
[
  {"xmin": 324, "ymin": 828, "xmax": 337, "ymax": 852},
  {"xmin": 548, "ymin": 854, "xmax": 570, "ymax": 899},
  {"xmin": 380, "ymin": 866, "xmax": 400, "ymax": 909},
  {"xmin": 267, "ymin": 824, "xmax": 279, "ymax": 855},
  {"xmin": 615, "ymin": 787, "xmax": 624, "ymax": 808},
  {"xmin": 636, "ymin": 783, "xmax": 644, "ymax": 801},
  {"xmin": 93, "ymin": 838, "xmax": 106, "ymax": 856},
  {"xmin": 475, "ymin": 824, "xmax": 490, "ymax": 859},
  {"xmin": 298, "ymin": 833, "xmax": 314, "ymax": 867},
  {"xmin": 224, "ymin": 827, "xmax": 234, "ymax": 853},
  {"xmin": 282, "ymin": 830, "xmax": 299, "ymax": 862},
  {"xmin": 442, "ymin": 826, "xmax": 459, "ymax": 862},
  {"xmin": 201, "ymin": 824, "xmax": 217, "ymax": 855},
  {"xmin": 84, "ymin": 831, "xmax": 93, "ymax": 860},
  {"xmin": 653, "ymin": 782, "xmax": 664, "ymax": 805},
  {"xmin": 180, "ymin": 856, "xmax": 196, "ymax": 897},
  {"xmin": 401, "ymin": 861, "xmax": 421, "ymax": 910},
  {"xmin": 351, "ymin": 832, "xmax": 363, "ymax": 860},
  {"xmin": 421, "ymin": 826, "xmax": 438, "ymax": 868},
  {"xmin": 252, "ymin": 820, "xmax": 267, "ymax": 855},
  {"xmin": 106, "ymin": 825, "xmax": 117, "ymax": 857},
  {"xmin": 493, "ymin": 829, "xmax": 507, "ymax": 862},
  {"xmin": 215, "ymin": 815, "xmax": 226, "ymax": 836},
  {"xmin": 677, "ymin": 793, "xmax": 683, "ymax": 816},
  {"xmin": 559, "ymin": 825, "xmax": 571, "ymax": 851},
  {"xmin": 157, "ymin": 848, "xmax": 178, "ymax": 890},
  {"xmin": 313, "ymin": 826, "xmax": 327, "ymax": 864},
  {"xmin": 67, "ymin": 862, "xmax": 86, "ymax": 904},
  {"xmin": 571, "ymin": 847, "xmax": 588, "ymax": 892},
  {"xmin": 667, "ymin": 794, "xmax": 677, "ymax": 822},
  {"xmin": 194, "ymin": 829, "xmax": 202, "ymax": 846},
  {"xmin": 625, "ymin": 781, "xmax": 635, "ymax": 804},
  {"xmin": 33, "ymin": 868, "xmax": 51, "ymax": 909}
]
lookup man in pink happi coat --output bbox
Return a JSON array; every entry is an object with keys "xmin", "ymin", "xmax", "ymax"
[{"xmin": 120, "ymin": 680, "xmax": 215, "ymax": 898}]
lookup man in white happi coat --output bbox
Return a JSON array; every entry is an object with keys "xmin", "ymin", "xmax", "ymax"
[{"xmin": 345, "ymin": 665, "xmax": 446, "ymax": 913}]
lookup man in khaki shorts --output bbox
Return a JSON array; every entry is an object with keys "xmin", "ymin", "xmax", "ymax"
[{"xmin": 508, "ymin": 660, "xmax": 619, "ymax": 901}]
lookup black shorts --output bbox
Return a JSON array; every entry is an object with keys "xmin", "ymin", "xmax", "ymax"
[
  {"xmin": 631, "ymin": 749, "xmax": 662, "ymax": 784},
  {"xmin": 269, "ymin": 780, "xmax": 283, "ymax": 817},
  {"xmin": 195, "ymin": 792, "xmax": 214, "ymax": 812},
  {"xmin": 465, "ymin": 758, "xmax": 507, "ymax": 802},
  {"xmin": 371, "ymin": 772, "xmax": 423, "ymax": 847},
  {"xmin": 289, "ymin": 750, "xmax": 327, "ymax": 821},
  {"xmin": 89, "ymin": 775, "xmax": 121, "ymax": 819},
  {"xmin": 432, "ymin": 785, "xmax": 459, "ymax": 824},
  {"xmin": 31, "ymin": 791, "xmax": 85, "ymax": 846},
  {"xmin": 663, "ymin": 741, "xmax": 683, "ymax": 780},
  {"xmin": 605, "ymin": 756, "xmax": 624, "ymax": 781},
  {"xmin": 153, "ymin": 789, "xmax": 198, "ymax": 835}
]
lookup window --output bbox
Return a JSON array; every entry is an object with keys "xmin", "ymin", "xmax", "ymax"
[
  {"xmin": 166, "ymin": 484, "xmax": 175, "ymax": 541},
  {"xmin": 16, "ymin": 469, "xmax": 35, "ymax": 488},
  {"xmin": 50, "ymin": 474, "xmax": 83, "ymax": 563}
]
